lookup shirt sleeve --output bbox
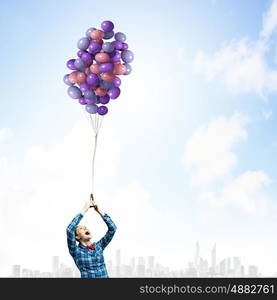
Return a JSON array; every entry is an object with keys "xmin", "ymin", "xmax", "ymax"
[
  {"xmin": 97, "ymin": 213, "xmax": 117, "ymax": 250},
  {"xmin": 66, "ymin": 213, "xmax": 83, "ymax": 257}
]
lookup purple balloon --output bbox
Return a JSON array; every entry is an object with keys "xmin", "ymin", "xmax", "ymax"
[
  {"xmin": 103, "ymin": 30, "xmax": 114, "ymax": 40},
  {"xmin": 79, "ymin": 97, "xmax": 87, "ymax": 105},
  {"xmin": 121, "ymin": 50, "xmax": 134, "ymax": 63},
  {"xmin": 67, "ymin": 59, "xmax": 76, "ymax": 70},
  {"xmin": 80, "ymin": 83, "xmax": 91, "ymax": 92},
  {"xmin": 110, "ymin": 51, "xmax": 121, "ymax": 63},
  {"xmin": 83, "ymin": 90, "xmax": 96, "ymax": 100},
  {"xmin": 115, "ymin": 32, "xmax": 126, "ymax": 42},
  {"xmin": 111, "ymin": 40, "xmax": 123, "ymax": 50},
  {"xmin": 121, "ymin": 43, "xmax": 128, "ymax": 50},
  {"xmin": 63, "ymin": 74, "xmax": 74, "ymax": 86},
  {"xmin": 102, "ymin": 42, "xmax": 115, "ymax": 53},
  {"xmin": 86, "ymin": 27, "xmax": 96, "ymax": 38},
  {"xmin": 68, "ymin": 86, "xmax": 82, "ymax": 99},
  {"xmin": 99, "ymin": 95, "xmax": 110, "ymax": 104},
  {"xmin": 74, "ymin": 58, "xmax": 85, "ymax": 71},
  {"xmin": 123, "ymin": 63, "xmax": 132, "ymax": 75},
  {"xmin": 100, "ymin": 80, "xmax": 114, "ymax": 89},
  {"xmin": 108, "ymin": 87, "xmax": 120, "ymax": 99},
  {"xmin": 99, "ymin": 62, "xmax": 114, "ymax": 73},
  {"xmin": 85, "ymin": 98, "xmax": 96, "ymax": 105},
  {"xmin": 77, "ymin": 50, "xmax": 86, "ymax": 58},
  {"xmin": 81, "ymin": 52, "xmax": 93, "ymax": 62},
  {"xmin": 113, "ymin": 76, "xmax": 121, "ymax": 87},
  {"xmin": 77, "ymin": 37, "xmax": 90, "ymax": 50},
  {"xmin": 98, "ymin": 105, "xmax": 108, "ymax": 115},
  {"xmin": 101, "ymin": 20, "xmax": 114, "ymax": 32},
  {"xmin": 88, "ymin": 42, "xmax": 102, "ymax": 54},
  {"xmin": 86, "ymin": 73, "xmax": 99, "ymax": 86},
  {"xmin": 86, "ymin": 104, "xmax": 98, "ymax": 114}
]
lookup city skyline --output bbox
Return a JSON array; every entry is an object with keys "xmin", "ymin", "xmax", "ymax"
[{"xmin": 7, "ymin": 241, "xmax": 277, "ymax": 278}]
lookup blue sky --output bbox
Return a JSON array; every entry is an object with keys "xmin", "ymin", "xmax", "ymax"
[{"xmin": 0, "ymin": 0, "xmax": 277, "ymax": 276}]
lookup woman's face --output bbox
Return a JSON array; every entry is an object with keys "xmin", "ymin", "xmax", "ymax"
[{"xmin": 76, "ymin": 225, "xmax": 92, "ymax": 241}]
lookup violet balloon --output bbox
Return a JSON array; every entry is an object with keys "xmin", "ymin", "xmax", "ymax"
[
  {"xmin": 101, "ymin": 20, "xmax": 114, "ymax": 32},
  {"xmin": 88, "ymin": 42, "xmax": 102, "ymax": 54},
  {"xmin": 121, "ymin": 50, "xmax": 134, "ymax": 63},
  {"xmin": 99, "ymin": 62, "xmax": 114, "ymax": 73},
  {"xmin": 80, "ymin": 83, "xmax": 91, "ymax": 92},
  {"xmin": 79, "ymin": 97, "xmax": 87, "ymax": 105},
  {"xmin": 67, "ymin": 59, "xmax": 76, "ymax": 70},
  {"xmin": 84, "ymin": 90, "xmax": 97, "ymax": 100},
  {"xmin": 123, "ymin": 63, "xmax": 132, "ymax": 75},
  {"xmin": 77, "ymin": 50, "xmax": 86, "ymax": 58},
  {"xmin": 63, "ymin": 74, "xmax": 74, "ymax": 86},
  {"xmin": 113, "ymin": 76, "xmax": 121, "ymax": 87},
  {"xmin": 110, "ymin": 51, "xmax": 121, "ymax": 62},
  {"xmin": 108, "ymin": 87, "xmax": 120, "ymax": 99},
  {"xmin": 74, "ymin": 58, "xmax": 85, "ymax": 71},
  {"xmin": 86, "ymin": 104, "xmax": 98, "ymax": 114},
  {"xmin": 99, "ymin": 95, "xmax": 110, "ymax": 104},
  {"xmin": 81, "ymin": 52, "xmax": 93, "ymax": 62},
  {"xmin": 86, "ymin": 73, "xmax": 99, "ymax": 86},
  {"xmin": 103, "ymin": 30, "xmax": 114, "ymax": 39},
  {"xmin": 121, "ymin": 43, "xmax": 128, "ymax": 50},
  {"xmin": 102, "ymin": 42, "xmax": 115, "ymax": 53},
  {"xmin": 77, "ymin": 37, "xmax": 90, "ymax": 50},
  {"xmin": 112, "ymin": 40, "xmax": 123, "ymax": 50},
  {"xmin": 98, "ymin": 105, "xmax": 108, "ymax": 115},
  {"xmin": 115, "ymin": 32, "xmax": 126, "ymax": 42}
]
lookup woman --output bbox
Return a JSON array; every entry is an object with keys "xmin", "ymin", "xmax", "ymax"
[{"xmin": 66, "ymin": 194, "xmax": 117, "ymax": 278}]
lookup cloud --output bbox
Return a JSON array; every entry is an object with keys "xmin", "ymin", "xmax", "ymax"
[
  {"xmin": 0, "ymin": 128, "xmax": 13, "ymax": 143},
  {"xmin": 183, "ymin": 113, "xmax": 272, "ymax": 216},
  {"xmin": 182, "ymin": 112, "xmax": 249, "ymax": 187},
  {"xmin": 194, "ymin": 0, "xmax": 277, "ymax": 97}
]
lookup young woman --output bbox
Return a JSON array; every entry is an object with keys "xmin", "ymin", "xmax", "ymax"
[{"xmin": 66, "ymin": 194, "xmax": 117, "ymax": 278}]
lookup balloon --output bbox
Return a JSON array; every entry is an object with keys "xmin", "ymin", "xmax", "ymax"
[
  {"xmin": 77, "ymin": 50, "xmax": 86, "ymax": 58},
  {"xmin": 79, "ymin": 97, "xmax": 87, "ymax": 105},
  {"xmin": 115, "ymin": 32, "xmax": 126, "ymax": 42},
  {"xmin": 74, "ymin": 58, "xmax": 85, "ymax": 71},
  {"xmin": 85, "ymin": 98, "xmax": 96, "ymax": 105},
  {"xmin": 121, "ymin": 50, "xmax": 134, "ymax": 63},
  {"xmin": 121, "ymin": 43, "xmax": 128, "ymax": 50},
  {"xmin": 113, "ymin": 64, "xmax": 127, "ymax": 75},
  {"xmin": 110, "ymin": 51, "xmax": 121, "ymax": 62},
  {"xmin": 76, "ymin": 72, "xmax": 86, "ymax": 84},
  {"xmin": 88, "ymin": 42, "xmax": 102, "ymax": 54},
  {"xmin": 68, "ymin": 86, "xmax": 82, "ymax": 99},
  {"xmin": 68, "ymin": 71, "xmax": 78, "ymax": 83},
  {"xmin": 99, "ymin": 62, "xmax": 114, "ymax": 73},
  {"xmin": 86, "ymin": 27, "xmax": 96, "ymax": 38},
  {"xmin": 95, "ymin": 87, "xmax": 107, "ymax": 96},
  {"xmin": 111, "ymin": 40, "xmax": 123, "ymax": 50},
  {"xmin": 86, "ymin": 104, "xmax": 98, "ymax": 114},
  {"xmin": 98, "ymin": 105, "xmax": 108, "ymax": 115},
  {"xmin": 103, "ymin": 31, "xmax": 114, "ymax": 40},
  {"xmin": 102, "ymin": 42, "xmax": 115, "ymax": 53},
  {"xmin": 95, "ymin": 52, "xmax": 110, "ymax": 63},
  {"xmin": 91, "ymin": 29, "xmax": 104, "ymax": 40},
  {"xmin": 108, "ymin": 87, "xmax": 120, "ymax": 99},
  {"xmin": 83, "ymin": 90, "xmax": 97, "ymax": 100},
  {"xmin": 100, "ymin": 80, "xmax": 114, "ymax": 89},
  {"xmin": 100, "ymin": 72, "xmax": 115, "ymax": 82},
  {"xmin": 99, "ymin": 95, "xmax": 110, "ymax": 104},
  {"xmin": 81, "ymin": 52, "xmax": 93, "ymax": 63},
  {"xmin": 123, "ymin": 63, "xmax": 132, "ymax": 75},
  {"xmin": 80, "ymin": 83, "xmax": 91, "ymax": 92},
  {"xmin": 90, "ymin": 64, "xmax": 101, "ymax": 74},
  {"xmin": 113, "ymin": 76, "xmax": 121, "ymax": 87},
  {"xmin": 86, "ymin": 73, "xmax": 99, "ymax": 86},
  {"xmin": 63, "ymin": 74, "xmax": 73, "ymax": 86},
  {"xmin": 101, "ymin": 20, "xmax": 114, "ymax": 32},
  {"xmin": 67, "ymin": 59, "xmax": 76, "ymax": 70},
  {"xmin": 77, "ymin": 37, "xmax": 90, "ymax": 50}
]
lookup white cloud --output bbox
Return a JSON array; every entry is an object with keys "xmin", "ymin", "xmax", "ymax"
[
  {"xmin": 0, "ymin": 128, "xmax": 13, "ymax": 143},
  {"xmin": 194, "ymin": 0, "xmax": 277, "ymax": 97},
  {"xmin": 183, "ymin": 113, "xmax": 272, "ymax": 216},
  {"xmin": 182, "ymin": 112, "xmax": 248, "ymax": 187}
]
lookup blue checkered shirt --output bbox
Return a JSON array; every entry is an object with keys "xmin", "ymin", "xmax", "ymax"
[{"xmin": 66, "ymin": 212, "xmax": 116, "ymax": 278}]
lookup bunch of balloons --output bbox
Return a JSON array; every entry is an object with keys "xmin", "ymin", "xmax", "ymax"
[{"xmin": 63, "ymin": 20, "xmax": 134, "ymax": 115}]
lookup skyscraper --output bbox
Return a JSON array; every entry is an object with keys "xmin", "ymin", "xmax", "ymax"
[
  {"xmin": 52, "ymin": 256, "xmax": 59, "ymax": 277},
  {"xmin": 194, "ymin": 241, "xmax": 200, "ymax": 273},
  {"xmin": 211, "ymin": 243, "xmax": 216, "ymax": 275}
]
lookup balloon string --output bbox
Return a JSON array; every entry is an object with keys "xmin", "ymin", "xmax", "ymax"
[{"xmin": 91, "ymin": 132, "xmax": 98, "ymax": 194}]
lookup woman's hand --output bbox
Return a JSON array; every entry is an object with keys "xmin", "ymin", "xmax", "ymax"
[
  {"xmin": 81, "ymin": 195, "xmax": 94, "ymax": 215},
  {"xmin": 90, "ymin": 194, "xmax": 104, "ymax": 217}
]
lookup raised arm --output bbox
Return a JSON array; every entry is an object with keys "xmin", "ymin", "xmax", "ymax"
[
  {"xmin": 92, "ymin": 200, "xmax": 117, "ymax": 250},
  {"xmin": 66, "ymin": 196, "xmax": 94, "ymax": 257}
]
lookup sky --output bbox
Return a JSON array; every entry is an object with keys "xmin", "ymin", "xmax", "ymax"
[{"xmin": 0, "ymin": 0, "xmax": 277, "ymax": 276}]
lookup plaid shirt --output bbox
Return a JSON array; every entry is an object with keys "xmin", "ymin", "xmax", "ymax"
[{"xmin": 66, "ymin": 212, "xmax": 116, "ymax": 278}]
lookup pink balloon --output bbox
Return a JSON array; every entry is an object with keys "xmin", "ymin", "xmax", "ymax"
[
  {"xmin": 95, "ymin": 53, "xmax": 110, "ymax": 63},
  {"xmin": 95, "ymin": 87, "xmax": 107, "ymax": 96},
  {"xmin": 92, "ymin": 39, "xmax": 103, "ymax": 44},
  {"xmin": 90, "ymin": 64, "xmax": 101, "ymax": 74},
  {"xmin": 90, "ymin": 29, "xmax": 105, "ymax": 40},
  {"xmin": 100, "ymin": 72, "xmax": 115, "ymax": 82},
  {"xmin": 68, "ymin": 71, "xmax": 78, "ymax": 83},
  {"xmin": 113, "ymin": 64, "xmax": 127, "ymax": 75},
  {"xmin": 76, "ymin": 72, "xmax": 86, "ymax": 84}
]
